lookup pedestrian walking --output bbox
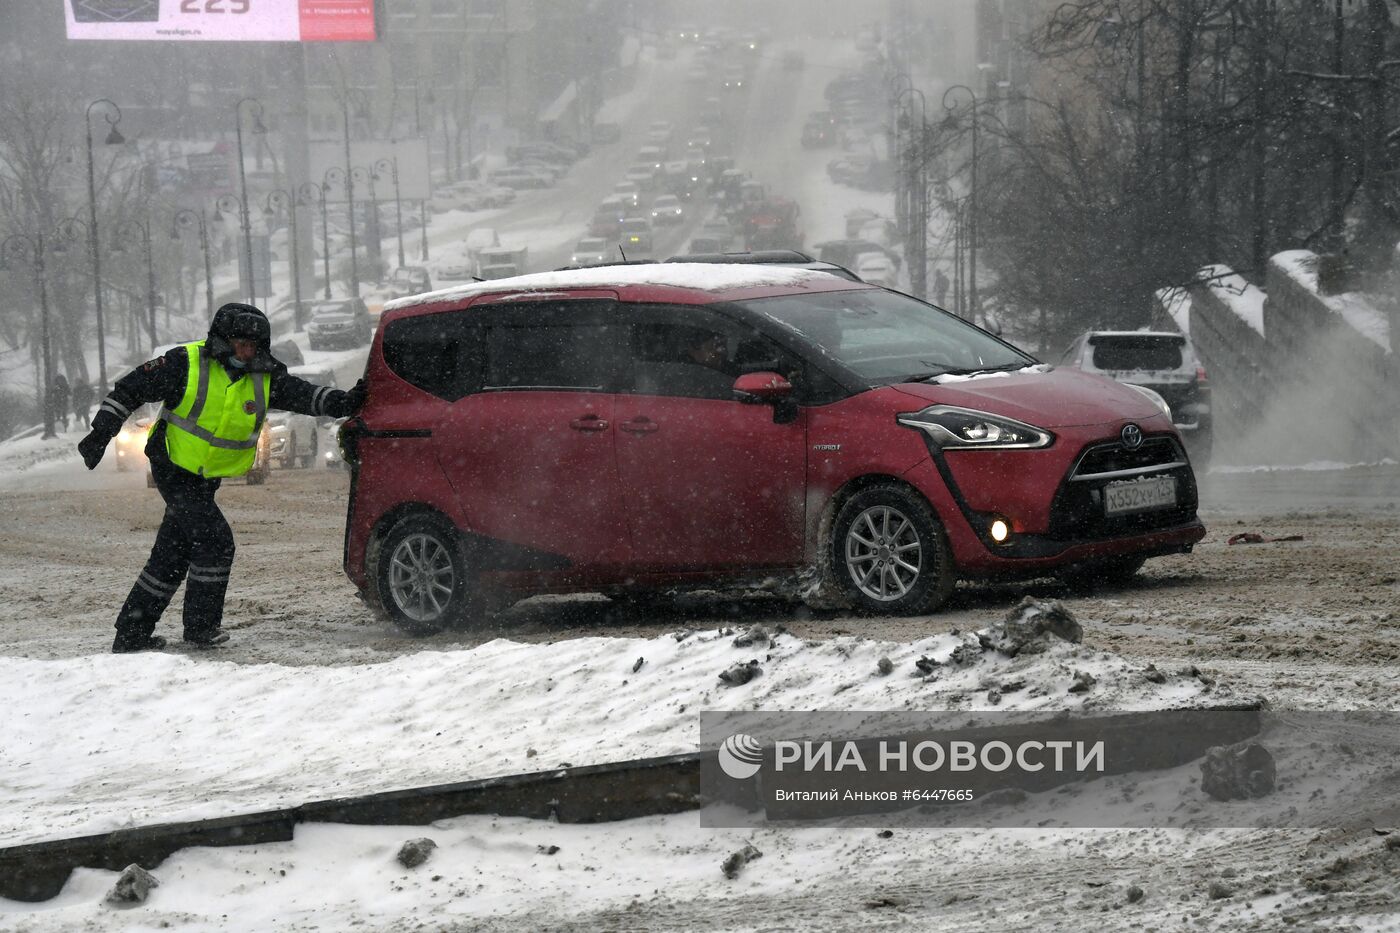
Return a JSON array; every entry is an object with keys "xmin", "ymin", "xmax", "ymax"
[
  {"xmin": 49, "ymin": 374, "xmax": 70, "ymax": 433},
  {"xmin": 71, "ymin": 378, "xmax": 93, "ymax": 430},
  {"xmin": 933, "ymin": 268, "xmax": 950, "ymax": 309},
  {"xmin": 77, "ymin": 303, "xmax": 366, "ymax": 653}
]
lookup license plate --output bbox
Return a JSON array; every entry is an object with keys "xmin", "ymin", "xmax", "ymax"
[{"xmin": 1104, "ymin": 475, "xmax": 1177, "ymax": 515}]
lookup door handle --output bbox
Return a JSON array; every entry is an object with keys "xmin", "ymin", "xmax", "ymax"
[
  {"xmin": 569, "ymin": 416, "xmax": 610, "ymax": 432},
  {"xmin": 619, "ymin": 417, "xmax": 659, "ymax": 435}
]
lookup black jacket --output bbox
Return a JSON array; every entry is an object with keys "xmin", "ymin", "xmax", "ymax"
[{"xmin": 91, "ymin": 345, "xmax": 358, "ymax": 469}]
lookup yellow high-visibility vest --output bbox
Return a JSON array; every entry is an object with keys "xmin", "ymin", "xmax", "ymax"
[{"xmin": 156, "ymin": 340, "xmax": 269, "ymax": 478}]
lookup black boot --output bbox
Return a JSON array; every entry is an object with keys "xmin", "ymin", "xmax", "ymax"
[
  {"xmin": 113, "ymin": 634, "xmax": 167, "ymax": 654},
  {"xmin": 183, "ymin": 629, "xmax": 230, "ymax": 649}
]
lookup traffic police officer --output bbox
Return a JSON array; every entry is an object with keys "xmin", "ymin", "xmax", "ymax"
[{"xmin": 78, "ymin": 303, "xmax": 366, "ymax": 653}]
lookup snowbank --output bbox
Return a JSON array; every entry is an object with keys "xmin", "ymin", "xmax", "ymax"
[{"xmin": 1, "ymin": 619, "xmax": 1225, "ymax": 846}]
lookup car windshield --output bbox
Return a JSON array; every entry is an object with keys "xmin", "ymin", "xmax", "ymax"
[
  {"xmin": 738, "ymin": 288, "xmax": 1033, "ymax": 384},
  {"xmin": 577, "ymin": 239, "xmax": 606, "ymax": 251}
]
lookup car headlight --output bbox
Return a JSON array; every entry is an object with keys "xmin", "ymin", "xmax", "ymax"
[
  {"xmin": 118, "ymin": 429, "xmax": 133, "ymax": 443},
  {"xmin": 897, "ymin": 405, "xmax": 1054, "ymax": 450},
  {"xmin": 1125, "ymin": 383, "xmax": 1172, "ymax": 419}
]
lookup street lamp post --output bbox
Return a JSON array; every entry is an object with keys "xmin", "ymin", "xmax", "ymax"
[
  {"xmin": 942, "ymin": 84, "xmax": 980, "ymax": 321},
  {"xmin": 886, "ymin": 73, "xmax": 913, "ymax": 239},
  {"xmin": 84, "ymin": 98, "xmax": 124, "ymax": 395},
  {"xmin": 374, "ymin": 156, "xmax": 406, "ymax": 269},
  {"xmin": 323, "ymin": 167, "xmax": 354, "ymax": 296},
  {"xmin": 113, "ymin": 218, "xmax": 158, "ymax": 353},
  {"xmin": 896, "ymin": 86, "xmax": 928, "ymax": 300},
  {"xmin": 301, "ymin": 181, "xmax": 332, "ymax": 300},
  {"xmin": 351, "ymin": 165, "xmax": 380, "ymax": 277},
  {"xmin": 172, "ymin": 208, "xmax": 214, "ymax": 318},
  {"xmin": 264, "ymin": 189, "xmax": 304, "ymax": 331},
  {"xmin": 233, "ymin": 97, "xmax": 267, "ymax": 301},
  {"xmin": 1, "ymin": 234, "xmax": 56, "ymax": 438},
  {"xmin": 336, "ymin": 91, "xmax": 366, "ymax": 296},
  {"xmin": 420, "ymin": 199, "xmax": 430, "ymax": 261}
]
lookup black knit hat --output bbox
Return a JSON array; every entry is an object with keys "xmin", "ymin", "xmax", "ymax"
[{"xmin": 207, "ymin": 303, "xmax": 277, "ymax": 372}]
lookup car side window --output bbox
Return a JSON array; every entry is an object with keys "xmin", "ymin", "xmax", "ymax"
[
  {"xmin": 476, "ymin": 300, "xmax": 623, "ymax": 392},
  {"xmin": 381, "ymin": 312, "xmax": 478, "ymax": 401},
  {"xmin": 621, "ymin": 305, "xmax": 804, "ymax": 402}
]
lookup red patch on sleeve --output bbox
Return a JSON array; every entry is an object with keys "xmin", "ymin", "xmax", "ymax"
[{"xmin": 142, "ymin": 356, "xmax": 167, "ymax": 372}]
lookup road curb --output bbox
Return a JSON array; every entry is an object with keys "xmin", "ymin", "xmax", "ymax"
[{"xmin": 0, "ymin": 704, "xmax": 1261, "ymax": 902}]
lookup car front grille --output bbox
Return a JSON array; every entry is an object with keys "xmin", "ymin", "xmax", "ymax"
[{"xmin": 1048, "ymin": 435, "xmax": 1198, "ymax": 541}]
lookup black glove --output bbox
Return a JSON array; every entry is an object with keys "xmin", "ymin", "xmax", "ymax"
[
  {"xmin": 78, "ymin": 430, "xmax": 108, "ymax": 470},
  {"xmin": 344, "ymin": 379, "xmax": 368, "ymax": 414}
]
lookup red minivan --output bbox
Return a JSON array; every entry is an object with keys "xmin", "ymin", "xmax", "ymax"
[{"xmin": 341, "ymin": 265, "xmax": 1205, "ymax": 633}]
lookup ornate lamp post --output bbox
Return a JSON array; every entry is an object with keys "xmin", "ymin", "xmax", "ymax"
[
  {"xmin": 233, "ymin": 97, "xmax": 268, "ymax": 300},
  {"xmin": 172, "ymin": 208, "xmax": 214, "ymax": 318},
  {"xmin": 351, "ymin": 164, "xmax": 380, "ymax": 277},
  {"xmin": 264, "ymin": 189, "xmax": 305, "ymax": 330},
  {"xmin": 942, "ymin": 84, "xmax": 980, "ymax": 320},
  {"xmin": 112, "ymin": 217, "xmax": 158, "ymax": 353},
  {"xmin": 323, "ymin": 167, "xmax": 355, "ymax": 296},
  {"xmin": 301, "ymin": 181, "xmax": 332, "ymax": 300},
  {"xmin": 84, "ymin": 98, "xmax": 124, "ymax": 394},
  {"xmin": 374, "ymin": 156, "xmax": 406, "ymax": 270}
]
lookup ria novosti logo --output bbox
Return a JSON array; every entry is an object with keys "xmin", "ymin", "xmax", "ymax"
[{"xmin": 718, "ymin": 733, "xmax": 764, "ymax": 779}]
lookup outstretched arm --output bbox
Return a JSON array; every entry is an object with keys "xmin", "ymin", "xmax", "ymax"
[
  {"xmin": 268, "ymin": 371, "xmax": 366, "ymax": 419},
  {"xmin": 78, "ymin": 349, "xmax": 188, "ymax": 470}
]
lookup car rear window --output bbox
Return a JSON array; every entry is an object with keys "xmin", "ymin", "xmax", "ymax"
[{"xmin": 1090, "ymin": 336, "xmax": 1184, "ymax": 371}]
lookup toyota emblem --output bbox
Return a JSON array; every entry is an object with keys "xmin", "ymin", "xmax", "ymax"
[{"xmin": 1120, "ymin": 423, "xmax": 1144, "ymax": 450}]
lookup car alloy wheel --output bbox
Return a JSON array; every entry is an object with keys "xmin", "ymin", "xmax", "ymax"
[
  {"xmin": 828, "ymin": 483, "xmax": 956, "ymax": 615},
  {"xmin": 373, "ymin": 514, "xmax": 484, "ymax": 634},
  {"xmin": 387, "ymin": 532, "xmax": 456, "ymax": 626},
  {"xmin": 844, "ymin": 504, "xmax": 922, "ymax": 602}
]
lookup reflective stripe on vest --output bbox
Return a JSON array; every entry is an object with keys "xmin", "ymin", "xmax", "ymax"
[{"xmin": 158, "ymin": 341, "xmax": 269, "ymax": 477}]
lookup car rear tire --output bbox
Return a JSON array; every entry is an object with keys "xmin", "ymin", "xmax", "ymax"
[
  {"xmin": 829, "ymin": 484, "xmax": 955, "ymax": 615},
  {"xmin": 373, "ymin": 514, "xmax": 481, "ymax": 635}
]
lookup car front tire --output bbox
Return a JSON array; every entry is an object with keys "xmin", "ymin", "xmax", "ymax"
[{"xmin": 829, "ymin": 484, "xmax": 955, "ymax": 615}]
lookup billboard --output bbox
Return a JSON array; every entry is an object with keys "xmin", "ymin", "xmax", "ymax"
[
  {"xmin": 309, "ymin": 138, "xmax": 431, "ymax": 203},
  {"xmin": 65, "ymin": 0, "xmax": 377, "ymax": 42}
]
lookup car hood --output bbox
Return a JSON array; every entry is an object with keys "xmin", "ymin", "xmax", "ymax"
[{"xmin": 890, "ymin": 366, "xmax": 1160, "ymax": 428}]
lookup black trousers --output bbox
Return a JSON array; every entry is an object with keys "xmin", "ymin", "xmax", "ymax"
[{"xmin": 113, "ymin": 454, "xmax": 235, "ymax": 644}]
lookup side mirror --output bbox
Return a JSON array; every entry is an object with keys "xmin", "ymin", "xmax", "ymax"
[
  {"xmin": 732, "ymin": 371, "xmax": 793, "ymax": 403},
  {"xmin": 733, "ymin": 372, "xmax": 798, "ymax": 425}
]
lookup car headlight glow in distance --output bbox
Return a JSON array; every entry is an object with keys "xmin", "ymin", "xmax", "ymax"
[
  {"xmin": 1125, "ymin": 383, "xmax": 1172, "ymax": 419},
  {"xmin": 897, "ymin": 405, "xmax": 1053, "ymax": 450}
]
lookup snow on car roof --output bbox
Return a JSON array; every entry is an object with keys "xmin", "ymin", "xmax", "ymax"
[{"xmin": 382, "ymin": 263, "xmax": 863, "ymax": 313}]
